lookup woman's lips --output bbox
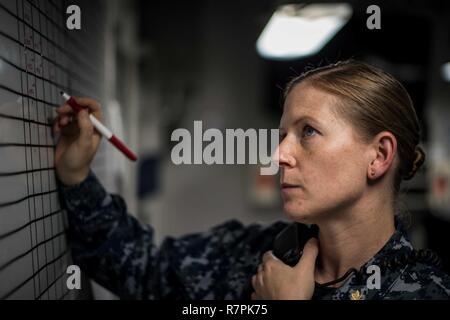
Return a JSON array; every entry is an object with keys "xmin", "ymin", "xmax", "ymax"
[{"xmin": 281, "ymin": 183, "xmax": 301, "ymax": 193}]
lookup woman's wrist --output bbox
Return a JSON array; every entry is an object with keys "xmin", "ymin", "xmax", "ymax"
[{"xmin": 56, "ymin": 166, "xmax": 90, "ymax": 187}]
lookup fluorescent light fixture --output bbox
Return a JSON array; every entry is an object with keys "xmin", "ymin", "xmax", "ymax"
[
  {"xmin": 257, "ymin": 3, "xmax": 353, "ymax": 60},
  {"xmin": 442, "ymin": 62, "xmax": 450, "ymax": 82}
]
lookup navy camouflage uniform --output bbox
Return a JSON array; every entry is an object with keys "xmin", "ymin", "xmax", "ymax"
[{"xmin": 60, "ymin": 172, "xmax": 450, "ymax": 300}]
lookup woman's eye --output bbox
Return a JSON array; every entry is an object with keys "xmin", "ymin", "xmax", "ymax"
[{"xmin": 302, "ymin": 126, "xmax": 317, "ymax": 138}]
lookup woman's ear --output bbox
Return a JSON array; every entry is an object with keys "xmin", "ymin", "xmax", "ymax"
[{"xmin": 367, "ymin": 132, "xmax": 397, "ymax": 180}]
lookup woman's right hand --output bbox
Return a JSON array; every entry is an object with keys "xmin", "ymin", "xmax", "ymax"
[
  {"xmin": 251, "ymin": 238, "xmax": 319, "ymax": 300},
  {"xmin": 53, "ymin": 97, "xmax": 103, "ymax": 186}
]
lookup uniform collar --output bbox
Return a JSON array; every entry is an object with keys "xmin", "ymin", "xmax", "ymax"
[
  {"xmin": 362, "ymin": 216, "xmax": 414, "ymax": 270},
  {"xmin": 314, "ymin": 216, "xmax": 414, "ymax": 300}
]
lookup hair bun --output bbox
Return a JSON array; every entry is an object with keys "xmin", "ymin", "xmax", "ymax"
[{"xmin": 403, "ymin": 146, "xmax": 426, "ymax": 180}]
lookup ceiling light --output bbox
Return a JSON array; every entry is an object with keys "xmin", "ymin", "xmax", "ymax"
[{"xmin": 257, "ymin": 3, "xmax": 353, "ymax": 60}]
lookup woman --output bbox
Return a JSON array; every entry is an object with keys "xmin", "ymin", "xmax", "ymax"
[{"xmin": 54, "ymin": 60, "xmax": 450, "ymax": 300}]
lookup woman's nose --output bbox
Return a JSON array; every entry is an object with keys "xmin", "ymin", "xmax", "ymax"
[{"xmin": 273, "ymin": 140, "xmax": 296, "ymax": 168}]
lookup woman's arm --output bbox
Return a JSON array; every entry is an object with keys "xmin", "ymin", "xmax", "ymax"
[
  {"xmin": 60, "ymin": 172, "xmax": 290, "ymax": 300},
  {"xmin": 60, "ymin": 171, "xmax": 179, "ymax": 299},
  {"xmin": 54, "ymin": 97, "xmax": 178, "ymax": 298},
  {"xmin": 53, "ymin": 97, "xmax": 293, "ymax": 299}
]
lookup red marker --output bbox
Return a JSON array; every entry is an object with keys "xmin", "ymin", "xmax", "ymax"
[{"xmin": 61, "ymin": 92, "xmax": 138, "ymax": 162}]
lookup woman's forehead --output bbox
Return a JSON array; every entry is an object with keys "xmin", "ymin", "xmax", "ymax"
[{"xmin": 280, "ymin": 85, "xmax": 340, "ymax": 128}]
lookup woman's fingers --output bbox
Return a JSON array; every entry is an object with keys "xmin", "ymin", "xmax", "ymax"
[
  {"xmin": 262, "ymin": 251, "xmax": 280, "ymax": 263},
  {"xmin": 295, "ymin": 238, "xmax": 319, "ymax": 272},
  {"xmin": 251, "ymin": 243, "xmax": 318, "ymax": 300},
  {"xmin": 251, "ymin": 291, "xmax": 262, "ymax": 300},
  {"xmin": 55, "ymin": 97, "xmax": 102, "ymax": 141},
  {"xmin": 257, "ymin": 269, "xmax": 264, "ymax": 287},
  {"xmin": 252, "ymin": 275, "xmax": 257, "ymax": 289},
  {"xmin": 56, "ymin": 104, "xmax": 73, "ymax": 115},
  {"xmin": 77, "ymin": 110, "xmax": 95, "ymax": 147},
  {"xmin": 74, "ymin": 97, "xmax": 102, "ymax": 119},
  {"xmin": 53, "ymin": 114, "xmax": 73, "ymax": 133},
  {"xmin": 253, "ymin": 251, "xmax": 283, "ymax": 295},
  {"xmin": 53, "ymin": 119, "xmax": 61, "ymax": 134},
  {"xmin": 56, "ymin": 97, "xmax": 102, "ymax": 121},
  {"xmin": 252, "ymin": 268, "xmax": 265, "ymax": 292},
  {"xmin": 59, "ymin": 118, "xmax": 80, "ymax": 137},
  {"xmin": 60, "ymin": 115, "xmax": 72, "ymax": 126}
]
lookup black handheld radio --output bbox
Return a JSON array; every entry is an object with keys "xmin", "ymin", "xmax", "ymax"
[{"xmin": 272, "ymin": 223, "xmax": 319, "ymax": 267}]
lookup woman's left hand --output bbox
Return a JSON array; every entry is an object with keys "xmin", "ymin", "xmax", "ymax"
[{"xmin": 251, "ymin": 238, "xmax": 319, "ymax": 300}]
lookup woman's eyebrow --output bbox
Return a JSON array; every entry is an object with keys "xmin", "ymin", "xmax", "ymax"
[{"xmin": 279, "ymin": 116, "xmax": 320, "ymax": 130}]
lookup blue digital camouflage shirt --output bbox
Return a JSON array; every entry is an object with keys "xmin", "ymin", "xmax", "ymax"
[{"xmin": 60, "ymin": 171, "xmax": 450, "ymax": 300}]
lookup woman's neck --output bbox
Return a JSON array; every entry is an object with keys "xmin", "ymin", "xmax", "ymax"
[{"xmin": 314, "ymin": 197, "xmax": 396, "ymax": 286}]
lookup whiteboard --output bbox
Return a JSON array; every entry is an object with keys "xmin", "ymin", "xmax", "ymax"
[{"xmin": 0, "ymin": 0, "xmax": 105, "ymax": 300}]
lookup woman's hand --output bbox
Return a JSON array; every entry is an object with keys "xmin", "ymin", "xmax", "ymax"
[
  {"xmin": 53, "ymin": 97, "xmax": 103, "ymax": 186},
  {"xmin": 251, "ymin": 238, "xmax": 319, "ymax": 300}
]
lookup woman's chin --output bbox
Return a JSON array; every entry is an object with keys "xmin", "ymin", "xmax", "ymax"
[{"xmin": 282, "ymin": 203, "xmax": 312, "ymax": 223}]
